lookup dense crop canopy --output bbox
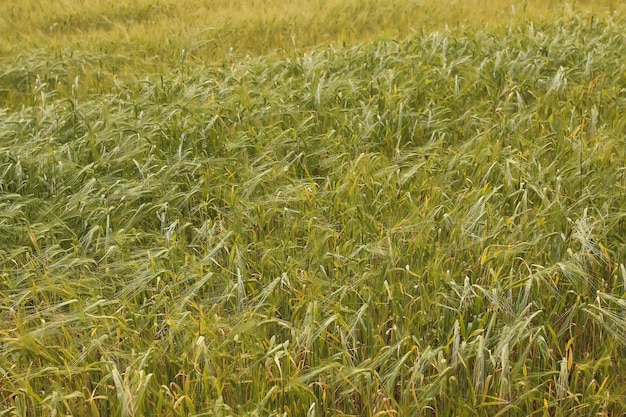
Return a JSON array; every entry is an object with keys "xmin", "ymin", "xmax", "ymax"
[{"xmin": 1, "ymin": 16, "xmax": 626, "ymax": 416}]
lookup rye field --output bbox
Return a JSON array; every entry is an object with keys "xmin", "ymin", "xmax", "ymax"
[{"xmin": 2, "ymin": 1, "xmax": 626, "ymax": 416}]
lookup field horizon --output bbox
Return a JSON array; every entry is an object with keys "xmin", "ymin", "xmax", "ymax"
[
  {"xmin": 2, "ymin": 2, "xmax": 626, "ymax": 416},
  {"xmin": 2, "ymin": 0, "xmax": 626, "ymax": 104}
]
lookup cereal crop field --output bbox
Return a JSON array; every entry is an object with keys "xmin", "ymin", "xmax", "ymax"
[{"xmin": 2, "ymin": 1, "xmax": 626, "ymax": 416}]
